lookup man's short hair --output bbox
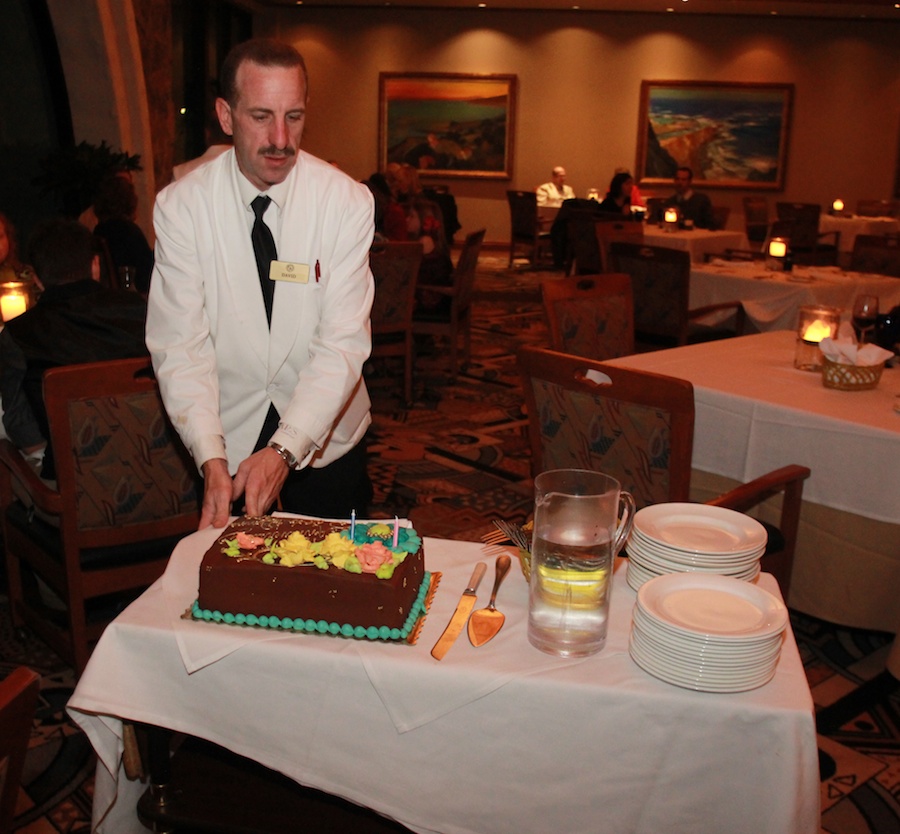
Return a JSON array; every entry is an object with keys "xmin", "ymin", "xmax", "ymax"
[
  {"xmin": 676, "ymin": 166, "xmax": 694, "ymax": 180},
  {"xmin": 219, "ymin": 38, "xmax": 308, "ymax": 106},
  {"xmin": 27, "ymin": 218, "xmax": 96, "ymax": 287}
]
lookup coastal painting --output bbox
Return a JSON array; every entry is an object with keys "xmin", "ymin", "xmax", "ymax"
[
  {"xmin": 379, "ymin": 73, "xmax": 516, "ymax": 179},
  {"xmin": 636, "ymin": 81, "xmax": 793, "ymax": 190}
]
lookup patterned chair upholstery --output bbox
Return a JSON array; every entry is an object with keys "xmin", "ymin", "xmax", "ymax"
[
  {"xmin": 518, "ymin": 346, "xmax": 810, "ymax": 595},
  {"xmin": 849, "ymin": 234, "xmax": 900, "ymax": 277},
  {"xmin": 0, "ymin": 358, "xmax": 200, "ymax": 672},
  {"xmin": 608, "ymin": 242, "xmax": 746, "ymax": 347},
  {"xmin": 542, "ymin": 274, "xmax": 635, "ymax": 361}
]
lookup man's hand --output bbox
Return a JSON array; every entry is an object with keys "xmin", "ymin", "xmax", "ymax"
[
  {"xmin": 199, "ymin": 458, "xmax": 234, "ymax": 529},
  {"xmin": 231, "ymin": 447, "xmax": 290, "ymax": 518}
]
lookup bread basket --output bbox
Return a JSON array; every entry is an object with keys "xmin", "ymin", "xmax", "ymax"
[{"xmin": 821, "ymin": 356, "xmax": 884, "ymax": 391}]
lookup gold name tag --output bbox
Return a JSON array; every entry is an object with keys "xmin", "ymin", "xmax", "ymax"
[{"xmin": 270, "ymin": 260, "xmax": 310, "ymax": 284}]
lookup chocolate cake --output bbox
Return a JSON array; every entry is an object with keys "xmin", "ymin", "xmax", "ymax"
[{"xmin": 193, "ymin": 516, "xmax": 429, "ymax": 640}]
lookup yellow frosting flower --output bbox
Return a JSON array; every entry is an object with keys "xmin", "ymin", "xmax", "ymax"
[
  {"xmin": 272, "ymin": 531, "xmax": 317, "ymax": 567},
  {"xmin": 317, "ymin": 532, "xmax": 356, "ymax": 569}
]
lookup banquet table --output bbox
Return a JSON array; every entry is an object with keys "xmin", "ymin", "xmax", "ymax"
[
  {"xmin": 644, "ymin": 228, "xmax": 749, "ymax": 262},
  {"xmin": 819, "ymin": 214, "xmax": 900, "ymax": 253},
  {"xmin": 690, "ymin": 259, "xmax": 900, "ymax": 332},
  {"xmin": 67, "ymin": 525, "xmax": 819, "ymax": 834},
  {"xmin": 606, "ymin": 331, "xmax": 900, "ymax": 633}
]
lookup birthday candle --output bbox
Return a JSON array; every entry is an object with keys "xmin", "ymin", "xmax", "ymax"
[
  {"xmin": 350, "ymin": 509, "xmax": 356, "ymax": 538},
  {"xmin": 392, "ymin": 515, "xmax": 399, "ymax": 548}
]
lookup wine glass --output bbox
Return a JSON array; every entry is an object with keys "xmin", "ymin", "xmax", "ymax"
[{"xmin": 852, "ymin": 295, "xmax": 879, "ymax": 344}]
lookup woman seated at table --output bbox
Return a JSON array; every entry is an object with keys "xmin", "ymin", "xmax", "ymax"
[{"xmin": 596, "ymin": 172, "xmax": 634, "ymax": 217}]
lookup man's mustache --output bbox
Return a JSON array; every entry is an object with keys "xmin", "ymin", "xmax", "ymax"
[{"xmin": 259, "ymin": 146, "xmax": 296, "ymax": 157}]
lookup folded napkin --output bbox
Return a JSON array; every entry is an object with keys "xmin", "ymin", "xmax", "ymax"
[{"xmin": 819, "ymin": 335, "xmax": 893, "ymax": 366}]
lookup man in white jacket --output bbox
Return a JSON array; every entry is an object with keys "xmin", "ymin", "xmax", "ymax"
[{"xmin": 147, "ymin": 39, "xmax": 374, "ymax": 528}]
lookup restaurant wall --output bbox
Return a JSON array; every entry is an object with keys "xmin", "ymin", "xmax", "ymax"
[{"xmin": 264, "ymin": 9, "xmax": 900, "ymax": 244}]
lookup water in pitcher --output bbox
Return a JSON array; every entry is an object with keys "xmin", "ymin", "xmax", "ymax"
[{"xmin": 528, "ymin": 533, "xmax": 612, "ymax": 657}]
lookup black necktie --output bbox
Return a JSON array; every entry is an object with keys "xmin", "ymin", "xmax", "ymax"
[{"xmin": 251, "ymin": 195, "xmax": 277, "ymax": 325}]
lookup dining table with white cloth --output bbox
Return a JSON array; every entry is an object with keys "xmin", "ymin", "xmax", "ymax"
[
  {"xmin": 819, "ymin": 214, "xmax": 900, "ymax": 253},
  {"xmin": 643, "ymin": 228, "xmax": 750, "ymax": 262},
  {"xmin": 690, "ymin": 259, "xmax": 900, "ymax": 333},
  {"xmin": 606, "ymin": 331, "xmax": 900, "ymax": 638},
  {"xmin": 67, "ymin": 522, "xmax": 819, "ymax": 834}
]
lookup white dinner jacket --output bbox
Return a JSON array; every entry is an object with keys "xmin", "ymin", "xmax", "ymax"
[{"xmin": 147, "ymin": 150, "xmax": 375, "ymax": 475}]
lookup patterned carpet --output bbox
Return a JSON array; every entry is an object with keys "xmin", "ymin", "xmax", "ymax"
[{"xmin": 1, "ymin": 251, "xmax": 898, "ymax": 834}]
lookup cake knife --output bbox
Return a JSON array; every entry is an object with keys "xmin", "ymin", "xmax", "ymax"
[{"xmin": 431, "ymin": 562, "xmax": 487, "ymax": 660}]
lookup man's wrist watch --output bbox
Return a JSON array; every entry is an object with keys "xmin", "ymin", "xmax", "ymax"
[{"xmin": 268, "ymin": 442, "xmax": 298, "ymax": 470}]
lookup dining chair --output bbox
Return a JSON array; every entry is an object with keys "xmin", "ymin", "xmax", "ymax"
[
  {"xmin": 607, "ymin": 242, "xmax": 746, "ymax": 347},
  {"xmin": 0, "ymin": 667, "xmax": 40, "ymax": 834},
  {"xmin": 517, "ymin": 345, "xmax": 811, "ymax": 596},
  {"xmin": 711, "ymin": 205, "xmax": 731, "ymax": 231},
  {"xmin": 849, "ymin": 234, "xmax": 900, "ymax": 277},
  {"xmin": 565, "ymin": 207, "xmax": 605, "ymax": 275},
  {"xmin": 368, "ymin": 241, "xmax": 424, "ymax": 404},
  {"xmin": 542, "ymin": 273, "xmax": 635, "ymax": 360},
  {"xmin": 506, "ymin": 191, "xmax": 551, "ymax": 268},
  {"xmin": 0, "ymin": 357, "xmax": 201, "ymax": 673},
  {"xmin": 412, "ymin": 228, "xmax": 486, "ymax": 376},
  {"xmin": 742, "ymin": 196, "xmax": 770, "ymax": 245},
  {"xmin": 594, "ymin": 218, "xmax": 644, "ymax": 273},
  {"xmin": 856, "ymin": 199, "xmax": 900, "ymax": 219},
  {"xmin": 775, "ymin": 202, "xmax": 840, "ymax": 265}
]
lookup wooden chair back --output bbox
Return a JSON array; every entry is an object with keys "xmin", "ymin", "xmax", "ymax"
[
  {"xmin": 711, "ymin": 205, "xmax": 731, "ymax": 231},
  {"xmin": 594, "ymin": 218, "xmax": 644, "ymax": 272},
  {"xmin": 850, "ymin": 234, "xmax": 900, "ymax": 277},
  {"xmin": 518, "ymin": 345, "xmax": 695, "ymax": 507},
  {"xmin": 412, "ymin": 229, "xmax": 486, "ymax": 374},
  {"xmin": 542, "ymin": 273, "xmax": 635, "ymax": 360},
  {"xmin": 0, "ymin": 667, "xmax": 40, "ymax": 833},
  {"xmin": 507, "ymin": 191, "xmax": 549, "ymax": 267},
  {"xmin": 0, "ymin": 358, "xmax": 201, "ymax": 672},
  {"xmin": 607, "ymin": 242, "xmax": 693, "ymax": 346},
  {"xmin": 369, "ymin": 242, "xmax": 424, "ymax": 402},
  {"xmin": 776, "ymin": 202, "xmax": 839, "ymax": 264},
  {"xmin": 743, "ymin": 196, "xmax": 770, "ymax": 245}
]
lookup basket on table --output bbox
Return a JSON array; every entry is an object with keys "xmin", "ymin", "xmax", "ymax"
[{"xmin": 821, "ymin": 356, "xmax": 884, "ymax": 391}]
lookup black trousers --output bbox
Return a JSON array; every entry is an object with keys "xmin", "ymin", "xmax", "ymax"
[{"xmin": 228, "ymin": 403, "xmax": 373, "ymax": 518}]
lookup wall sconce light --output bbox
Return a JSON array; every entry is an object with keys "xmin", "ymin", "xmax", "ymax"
[
  {"xmin": 794, "ymin": 304, "xmax": 841, "ymax": 371},
  {"xmin": 0, "ymin": 280, "xmax": 36, "ymax": 323}
]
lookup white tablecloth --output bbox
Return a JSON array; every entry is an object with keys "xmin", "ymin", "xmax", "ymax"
[
  {"xmin": 819, "ymin": 214, "xmax": 900, "ymax": 253},
  {"xmin": 68, "ymin": 527, "xmax": 819, "ymax": 834},
  {"xmin": 644, "ymin": 228, "xmax": 749, "ymax": 262},
  {"xmin": 607, "ymin": 332, "xmax": 900, "ymax": 630},
  {"xmin": 690, "ymin": 260, "xmax": 900, "ymax": 332}
]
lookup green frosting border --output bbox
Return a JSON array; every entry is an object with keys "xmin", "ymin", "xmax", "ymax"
[{"xmin": 191, "ymin": 571, "xmax": 432, "ymax": 642}]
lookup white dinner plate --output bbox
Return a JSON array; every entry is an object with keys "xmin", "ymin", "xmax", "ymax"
[
  {"xmin": 632, "ymin": 503, "xmax": 767, "ymax": 555},
  {"xmin": 628, "ymin": 636, "xmax": 779, "ymax": 693},
  {"xmin": 628, "ymin": 541, "xmax": 762, "ymax": 575},
  {"xmin": 628, "ymin": 530, "xmax": 765, "ymax": 565},
  {"xmin": 637, "ymin": 572, "xmax": 787, "ymax": 641},
  {"xmin": 629, "ymin": 627, "xmax": 781, "ymax": 680}
]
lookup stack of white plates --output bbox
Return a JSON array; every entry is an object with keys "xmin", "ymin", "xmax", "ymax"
[
  {"xmin": 626, "ymin": 503, "xmax": 767, "ymax": 591},
  {"xmin": 629, "ymin": 572, "xmax": 788, "ymax": 693}
]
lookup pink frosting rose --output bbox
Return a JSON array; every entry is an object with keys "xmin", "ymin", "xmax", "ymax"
[
  {"xmin": 356, "ymin": 542, "xmax": 394, "ymax": 574},
  {"xmin": 236, "ymin": 532, "xmax": 266, "ymax": 550}
]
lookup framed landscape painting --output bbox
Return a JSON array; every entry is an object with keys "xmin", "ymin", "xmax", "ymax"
[
  {"xmin": 636, "ymin": 81, "xmax": 793, "ymax": 190},
  {"xmin": 379, "ymin": 73, "xmax": 517, "ymax": 179}
]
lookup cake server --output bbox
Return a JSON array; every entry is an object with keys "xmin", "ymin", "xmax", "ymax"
[
  {"xmin": 431, "ymin": 561, "xmax": 486, "ymax": 660},
  {"xmin": 467, "ymin": 554, "xmax": 511, "ymax": 647}
]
